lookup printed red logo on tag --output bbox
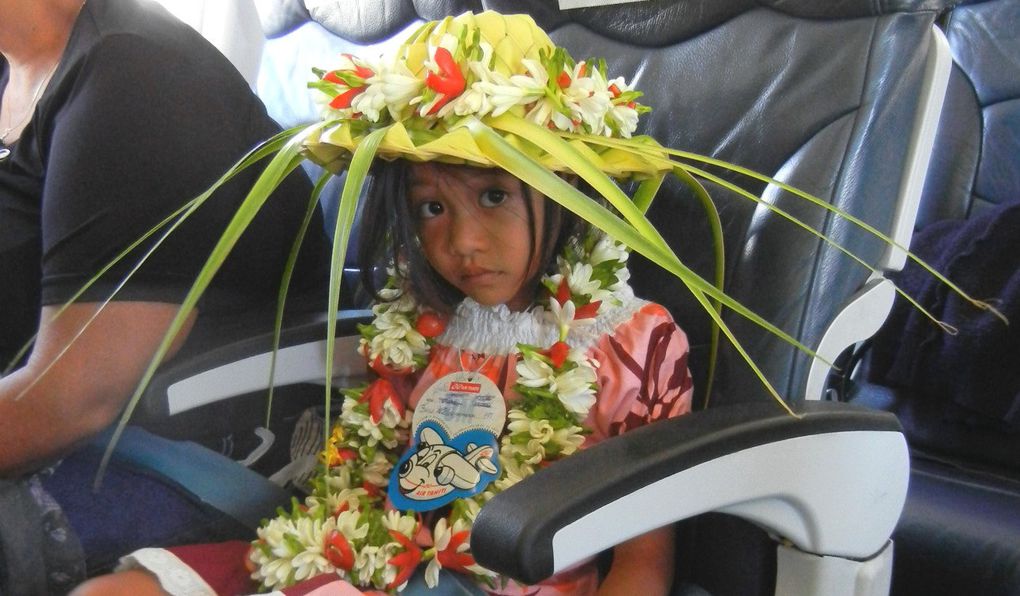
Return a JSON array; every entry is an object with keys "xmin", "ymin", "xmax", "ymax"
[{"xmin": 449, "ymin": 381, "xmax": 481, "ymax": 393}]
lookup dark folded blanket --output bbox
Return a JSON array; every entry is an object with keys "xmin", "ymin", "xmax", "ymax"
[{"xmin": 868, "ymin": 201, "xmax": 1020, "ymax": 432}]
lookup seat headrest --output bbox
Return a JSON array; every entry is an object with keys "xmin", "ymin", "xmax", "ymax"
[{"xmin": 258, "ymin": 0, "xmax": 949, "ymax": 42}]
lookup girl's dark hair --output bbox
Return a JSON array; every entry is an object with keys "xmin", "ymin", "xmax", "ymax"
[{"xmin": 357, "ymin": 159, "xmax": 590, "ymax": 314}]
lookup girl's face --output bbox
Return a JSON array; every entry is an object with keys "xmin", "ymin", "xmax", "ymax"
[{"xmin": 408, "ymin": 164, "xmax": 545, "ymax": 311}]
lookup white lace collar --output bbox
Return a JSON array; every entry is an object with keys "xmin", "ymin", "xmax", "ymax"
[{"xmin": 438, "ymin": 284, "xmax": 644, "ymax": 355}]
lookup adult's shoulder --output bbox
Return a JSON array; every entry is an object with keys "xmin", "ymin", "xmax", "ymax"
[{"xmin": 67, "ymin": 0, "xmax": 253, "ymax": 102}]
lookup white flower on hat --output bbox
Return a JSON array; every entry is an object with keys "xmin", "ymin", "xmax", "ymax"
[
  {"xmin": 350, "ymin": 85, "xmax": 386, "ymax": 122},
  {"xmin": 476, "ymin": 59, "xmax": 547, "ymax": 117},
  {"xmin": 557, "ymin": 61, "xmax": 611, "ymax": 135},
  {"xmin": 365, "ymin": 58, "xmax": 423, "ymax": 121},
  {"xmin": 609, "ymin": 103, "xmax": 640, "ymax": 138},
  {"xmin": 606, "ymin": 76, "xmax": 640, "ymax": 137}
]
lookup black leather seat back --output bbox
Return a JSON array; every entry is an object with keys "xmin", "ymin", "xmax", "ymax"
[
  {"xmin": 520, "ymin": 1, "xmax": 952, "ymax": 406},
  {"xmin": 917, "ymin": 0, "xmax": 1020, "ymax": 226}
]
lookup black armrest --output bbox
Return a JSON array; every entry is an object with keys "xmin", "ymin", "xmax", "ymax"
[{"xmin": 471, "ymin": 401, "xmax": 908, "ymax": 585}]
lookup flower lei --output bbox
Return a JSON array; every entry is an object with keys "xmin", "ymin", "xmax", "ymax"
[
  {"xmin": 308, "ymin": 18, "xmax": 648, "ymax": 140},
  {"xmin": 246, "ymin": 233, "xmax": 631, "ymax": 593}
]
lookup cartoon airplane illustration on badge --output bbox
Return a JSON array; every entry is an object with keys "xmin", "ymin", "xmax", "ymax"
[{"xmin": 398, "ymin": 426, "xmax": 498, "ymax": 501}]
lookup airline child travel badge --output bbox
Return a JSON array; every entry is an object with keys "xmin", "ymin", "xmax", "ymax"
[{"xmin": 389, "ymin": 371, "xmax": 505, "ymax": 511}]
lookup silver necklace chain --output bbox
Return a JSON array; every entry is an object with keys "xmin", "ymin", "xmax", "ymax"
[{"xmin": 0, "ymin": 61, "xmax": 59, "ymax": 145}]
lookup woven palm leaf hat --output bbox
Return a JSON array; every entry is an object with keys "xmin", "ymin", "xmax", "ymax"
[{"xmin": 302, "ymin": 10, "xmax": 670, "ymax": 178}]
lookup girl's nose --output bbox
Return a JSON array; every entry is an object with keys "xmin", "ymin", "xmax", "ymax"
[{"xmin": 448, "ymin": 212, "xmax": 487, "ymax": 256}]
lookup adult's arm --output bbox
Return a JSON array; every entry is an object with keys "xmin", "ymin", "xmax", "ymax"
[{"xmin": 0, "ymin": 302, "xmax": 194, "ymax": 476}]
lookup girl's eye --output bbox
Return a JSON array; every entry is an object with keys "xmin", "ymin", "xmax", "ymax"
[
  {"xmin": 416, "ymin": 201, "xmax": 444, "ymax": 219},
  {"xmin": 479, "ymin": 189, "xmax": 509, "ymax": 208}
]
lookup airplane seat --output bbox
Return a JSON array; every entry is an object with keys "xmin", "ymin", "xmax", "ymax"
[
  {"xmin": 460, "ymin": 2, "xmax": 952, "ymax": 595},
  {"xmin": 125, "ymin": 1, "xmax": 960, "ymax": 594},
  {"xmin": 848, "ymin": 0, "xmax": 1020, "ymax": 593}
]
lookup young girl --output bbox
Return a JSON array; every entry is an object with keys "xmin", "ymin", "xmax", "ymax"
[
  {"xmin": 71, "ymin": 157, "xmax": 693, "ymax": 595},
  {"xmin": 71, "ymin": 10, "xmax": 697, "ymax": 595}
]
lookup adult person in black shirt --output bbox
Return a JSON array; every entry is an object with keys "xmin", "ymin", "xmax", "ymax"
[{"xmin": 0, "ymin": 0, "xmax": 328, "ymax": 591}]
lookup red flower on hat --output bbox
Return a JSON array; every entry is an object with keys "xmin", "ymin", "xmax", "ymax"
[
  {"xmin": 324, "ymin": 54, "xmax": 374, "ymax": 110},
  {"xmin": 425, "ymin": 47, "xmax": 466, "ymax": 114}
]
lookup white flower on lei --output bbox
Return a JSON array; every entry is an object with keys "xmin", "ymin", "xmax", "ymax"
[
  {"xmin": 251, "ymin": 515, "xmax": 338, "ymax": 587},
  {"xmin": 503, "ymin": 430, "xmax": 547, "ymax": 465},
  {"xmin": 382, "ymin": 509, "xmax": 418, "ymax": 538},
  {"xmin": 315, "ymin": 486, "xmax": 367, "ymax": 515},
  {"xmin": 353, "ymin": 544, "xmax": 395, "ymax": 589},
  {"xmin": 506, "ymin": 409, "xmax": 555, "ymax": 442},
  {"xmin": 361, "ymin": 448, "xmax": 395, "ymax": 486},
  {"xmin": 335, "ymin": 508, "xmax": 370, "ymax": 545},
  {"xmin": 515, "ymin": 354, "xmax": 556, "ymax": 390},
  {"xmin": 424, "ymin": 517, "xmax": 451, "ymax": 588},
  {"xmin": 321, "ymin": 463, "xmax": 355, "ymax": 491},
  {"xmin": 551, "ymin": 424, "xmax": 587, "ymax": 456},
  {"xmin": 564, "ymin": 262, "xmax": 602, "ymax": 298},
  {"xmin": 375, "ymin": 286, "xmax": 404, "ymax": 303},
  {"xmin": 339, "ymin": 399, "xmax": 393, "ymax": 447},
  {"xmin": 491, "ymin": 450, "xmax": 535, "ymax": 493},
  {"xmin": 543, "ymin": 298, "xmax": 596, "ymax": 339},
  {"xmin": 458, "ymin": 495, "xmax": 485, "ymax": 522},
  {"xmin": 502, "ymin": 412, "xmax": 586, "ymax": 468},
  {"xmin": 555, "ymin": 354, "xmax": 598, "ymax": 415},
  {"xmin": 424, "ymin": 518, "xmax": 494, "ymax": 587},
  {"xmin": 608, "ymin": 265, "xmax": 631, "ymax": 293},
  {"xmin": 360, "ymin": 300, "xmax": 429, "ymax": 370},
  {"xmin": 590, "ymin": 235, "xmax": 629, "ymax": 266}
]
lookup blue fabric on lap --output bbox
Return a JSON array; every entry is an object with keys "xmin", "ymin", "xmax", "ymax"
[{"xmin": 41, "ymin": 427, "xmax": 256, "ymax": 575}]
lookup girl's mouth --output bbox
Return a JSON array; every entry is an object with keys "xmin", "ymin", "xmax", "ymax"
[{"xmin": 461, "ymin": 267, "xmax": 497, "ymax": 282}]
